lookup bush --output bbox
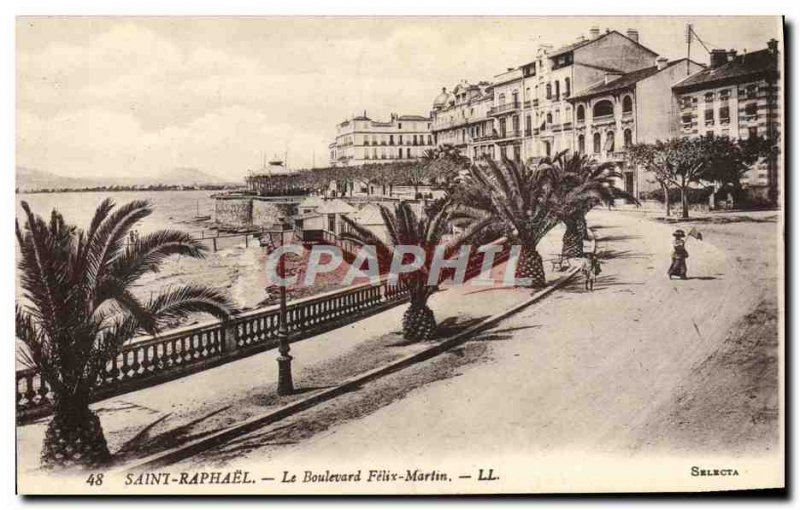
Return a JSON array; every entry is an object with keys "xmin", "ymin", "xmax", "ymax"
[{"xmin": 640, "ymin": 186, "xmax": 712, "ymax": 204}]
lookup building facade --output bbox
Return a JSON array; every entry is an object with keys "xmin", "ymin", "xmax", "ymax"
[
  {"xmin": 329, "ymin": 113, "xmax": 433, "ymax": 167},
  {"xmin": 672, "ymin": 41, "xmax": 781, "ymax": 201},
  {"xmin": 429, "ymin": 27, "xmax": 782, "ymax": 203}
]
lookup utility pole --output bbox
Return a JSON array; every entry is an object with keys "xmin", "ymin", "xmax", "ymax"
[{"xmin": 686, "ymin": 23, "xmax": 693, "ymax": 76}]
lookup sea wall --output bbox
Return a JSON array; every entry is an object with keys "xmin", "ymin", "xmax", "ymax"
[{"xmin": 214, "ymin": 195, "xmax": 297, "ymax": 228}]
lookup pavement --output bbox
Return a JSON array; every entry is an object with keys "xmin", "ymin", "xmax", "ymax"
[
  {"xmin": 16, "ymin": 225, "xmax": 573, "ymax": 475},
  {"xmin": 182, "ymin": 209, "xmax": 781, "ymax": 493}
]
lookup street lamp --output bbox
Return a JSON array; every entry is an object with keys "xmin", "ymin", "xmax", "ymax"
[{"xmin": 262, "ymin": 226, "xmax": 294, "ymax": 396}]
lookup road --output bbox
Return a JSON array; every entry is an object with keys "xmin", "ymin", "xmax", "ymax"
[{"xmin": 179, "ymin": 210, "xmax": 782, "ymax": 492}]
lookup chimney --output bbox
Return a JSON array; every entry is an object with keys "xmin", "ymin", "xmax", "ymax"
[
  {"xmin": 590, "ymin": 26, "xmax": 600, "ymax": 39},
  {"xmin": 710, "ymin": 49, "xmax": 728, "ymax": 68},
  {"xmin": 626, "ymin": 29, "xmax": 639, "ymax": 43},
  {"xmin": 767, "ymin": 38, "xmax": 778, "ymax": 54},
  {"xmin": 576, "ymin": 35, "xmax": 587, "ymax": 43},
  {"xmin": 656, "ymin": 57, "xmax": 668, "ymax": 70}
]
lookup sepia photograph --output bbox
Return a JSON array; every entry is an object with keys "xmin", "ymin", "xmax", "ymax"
[{"xmin": 12, "ymin": 13, "xmax": 785, "ymax": 495}]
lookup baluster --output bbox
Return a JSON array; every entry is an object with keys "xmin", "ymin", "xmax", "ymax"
[
  {"xmin": 131, "ymin": 347, "xmax": 141, "ymax": 376},
  {"xmin": 25, "ymin": 374, "xmax": 37, "ymax": 406}
]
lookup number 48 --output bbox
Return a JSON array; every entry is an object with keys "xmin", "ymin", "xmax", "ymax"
[{"xmin": 86, "ymin": 473, "xmax": 104, "ymax": 486}]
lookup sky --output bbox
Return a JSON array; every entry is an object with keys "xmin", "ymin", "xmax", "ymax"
[{"xmin": 16, "ymin": 16, "xmax": 781, "ymax": 181}]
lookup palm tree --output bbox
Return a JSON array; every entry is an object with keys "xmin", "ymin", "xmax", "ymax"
[
  {"xmin": 535, "ymin": 150, "xmax": 637, "ymax": 257},
  {"xmin": 466, "ymin": 156, "xmax": 560, "ymax": 288},
  {"xmin": 339, "ymin": 200, "xmax": 488, "ymax": 341},
  {"xmin": 16, "ymin": 199, "xmax": 234, "ymax": 469}
]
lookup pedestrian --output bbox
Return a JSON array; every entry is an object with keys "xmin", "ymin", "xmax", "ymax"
[
  {"xmin": 581, "ymin": 253, "xmax": 601, "ymax": 291},
  {"xmin": 668, "ymin": 229, "xmax": 689, "ymax": 280}
]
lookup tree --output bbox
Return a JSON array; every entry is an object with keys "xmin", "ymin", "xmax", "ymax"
[
  {"xmin": 466, "ymin": 157, "xmax": 560, "ymax": 288},
  {"xmin": 536, "ymin": 150, "xmax": 637, "ymax": 257},
  {"xmin": 700, "ymin": 134, "xmax": 778, "ymax": 207},
  {"xmin": 423, "ymin": 144, "xmax": 471, "ymax": 193},
  {"xmin": 339, "ymin": 200, "xmax": 488, "ymax": 341},
  {"xmin": 627, "ymin": 142, "xmax": 673, "ymax": 217},
  {"xmin": 16, "ymin": 199, "xmax": 233, "ymax": 469},
  {"xmin": 627, "ymin": 138, "xmax": 708, "ymax": 219}
]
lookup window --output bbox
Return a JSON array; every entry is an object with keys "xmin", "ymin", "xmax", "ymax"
[
  {"xmin": 499, "ymin": 93, "xmax": 506, "ymax": 105},
  {"xmin": 512, "ymin": 91, "xmax": 519, "ymax": 105},
  {"xmin": 719, "ymin": 106, "xmax": 730, "ymax": 124},
  {"xmin": 512, "ymin": 115, "xmax": 520, "ymax": 134},
  {"xmin": 748, "ymin": 126, "xmax": 758, "ymax": 139},
  {"xmin": 546, "ymin": 112, "xmax": 553, "ymax": 124},
  {"xmin": 554, "ymin": 81, "xmax": 560, "ymax": 101},
  {"xmin": 407, "ymin": 148, "xmax": 411, "ymax": 158},
  {"xmin": 622, "ymin": 96, "xmax": 633, "ymax": 114},
  {"xmin": 544, "ymin": 141, "xmax": 552, "ymax": 157},
  {"xmin": 398, "ymin": 123, "xmax": 402, "ymax": 129},
  {"xmin": 623, "ymin": 129, "xmax": 632, "ymax": 148},
  {"xmin": 704, "ymin": 109, "xmax": 714, "ymax": 125},
  {"xmin": 398, "ymin": 148, "xmax": 403, "ymax": 159},
  {"xmin": 546, "ymin": 83, "xmax": 552, "ymax": 99},
  {"xmin": 389, "ymin": 135, "xmax": 394, "ymax": 145},
  {"xmin": 704, "ymin": 92, "xmax": 715, "ymax": 103},
  {"xmin": 680, "ymin": 96, "xmax": 694, "ymax": 109},
  {"xmin": 593, "ymin": 132, "xmax": 601, "ymax": 154},
  {"xmin": 593, "ymin": 100, "xmax": 614, "ymax": 118},
  {"xmin": 578, "ymin": 134, "xmax": 585, "ymax": 154},
  {"xmin": 525, "ymin": 115, "xmax": 532, "ymax": 135},
  {"xmin": 564, "ymin": 78, "xmax": 571, "ymax": 97},
  {"xmin": 428, "ymin": 135, "xmax": 432, "ymax": 145},
  {"xmin": 745, "ymin": 102, "xmax": 758, "ymax": 119},
  {"xmin": 746, "ymin": 85, "xmax": 757, "ymax": 99},
  {"xmin": 605, "ymin": 131, "xmax": 615, "ymax": 153},
  {"xmin": 577, "ymin": 104, "xmax": 585, "ymax": 122}
]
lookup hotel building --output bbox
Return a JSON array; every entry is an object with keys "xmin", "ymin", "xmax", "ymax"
[{"xmin": 329, "ymin": 112, "xmax": 433, "ymax": 167}]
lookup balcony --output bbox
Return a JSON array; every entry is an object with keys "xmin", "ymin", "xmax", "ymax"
[
  {"xmin": 592, "ymin": 114, "xmax": 616, "ymax": 126},
  {"xmin": 496, "ymin": 129, "xmax": 522, "ymax": 141},
  {"xmin": 473, "ymin": 133, "xmax": 499, "ymax": 143},
  {"xmin": 488, "ymin": 101, "xmax": 521, "ymax": 116}
]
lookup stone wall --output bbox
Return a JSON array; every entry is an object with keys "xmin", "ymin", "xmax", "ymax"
[{"xmin": 214, "ymin": 197, "xmax": 253, "ymax": 227}]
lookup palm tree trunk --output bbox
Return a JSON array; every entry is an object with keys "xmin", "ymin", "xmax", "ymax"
[
  {"xmin": 562, "ymin": 217, "xmax": 584, "ymax": 258},
  {"xmin": 41, "ymin": 400, "xmax": 111, "ymax": 470},
  {"xmin": 401, "ymin": 302, "xmax": 436, "ymax": 341},
  {"xmin": 517, "ymin": 243, "xmax": 546, "ymax": 288}
]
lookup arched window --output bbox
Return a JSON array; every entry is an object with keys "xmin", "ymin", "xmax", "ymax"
[
  {"xmin": 554, "ymin": 81, "xmax": 560, "ymax": 100},
  {"xmin": 546, "ymin": 112, "xmax": 553, "ymax": 124},
  {"xmin": 498, "ymin": 93, "xmax": 506, "ymax": 105},
  {"xmin": 593, "ymin": 132, "xmax": 601, "ymax": 154},
  {"xmin": 605, "ymin": 131, "xmax": 615, "ymax": 153},
  {"xmin": 577, "ymin": 104, "xmax": 585, "ymax": 122},
  {"xmin": 622, "ymin": 96, "xmax": 633, "ymax": 114},
  {"xmin": 564, "ymin": 78, "xmax": 571, "ymax": 97},
  {"xmin": 593, "ymin": 99, "xmax": 614, "ymax": 118},
  {"xmin": 623, "ymin": 129, "xmax": 633, "ymax": 148},
  {"xmin": 546, "ymin": 83, "xmax": 552, "ymax": 99},
  {"xmin": 578, "ymin": 134, "xmax": 585, "ymax": 154}
]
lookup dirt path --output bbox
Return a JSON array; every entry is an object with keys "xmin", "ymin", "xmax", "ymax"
[{"xmin": 191, "ymin": 210, "xmax": 781, "ymax": 492}]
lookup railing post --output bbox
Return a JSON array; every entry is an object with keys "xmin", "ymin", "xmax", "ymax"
[{"xmin": 223, "ymin": 322, "xmax": 239, "ymax": 355}]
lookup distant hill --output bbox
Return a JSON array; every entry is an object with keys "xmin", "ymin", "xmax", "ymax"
[{"xmin": 16, "ymin": 166, "xmax": 239, "ymax": 192}]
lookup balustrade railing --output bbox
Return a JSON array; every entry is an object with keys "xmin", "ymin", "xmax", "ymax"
[{"xmin": 16, "ymin": 237, "xmax": 511, "ymax": 423}]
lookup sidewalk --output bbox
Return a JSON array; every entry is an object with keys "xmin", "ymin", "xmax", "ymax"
[{"xmin": 17, "ymin": 225, "xmax": 575, "ymax": 474}]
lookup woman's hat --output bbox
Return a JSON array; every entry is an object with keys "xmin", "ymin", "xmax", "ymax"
[{"xmin": 673, "ymin": 229, "xmax": 686, "ymax": 237}]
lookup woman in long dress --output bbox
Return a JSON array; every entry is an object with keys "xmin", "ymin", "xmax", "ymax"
[{"xmin": 668, "ymin": 229, "xmax": 689, "ymax": 279}]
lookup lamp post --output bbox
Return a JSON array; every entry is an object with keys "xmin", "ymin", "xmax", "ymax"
[{"xmin": 264, "ymin": 227, "xmax": 294, "ymax": 396}]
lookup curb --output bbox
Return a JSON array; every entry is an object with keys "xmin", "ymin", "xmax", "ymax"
[{"xmin": 119, "ymin": 229, "xmax": 597, "ymax": 472}]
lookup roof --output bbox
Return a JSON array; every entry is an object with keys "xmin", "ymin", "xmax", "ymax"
[
  {"xmin": 350, "ymin": 203, "xmax": 385, "ymax": 225},
  {"xmin": 317, "ymin": 199, "xmax": 357, "ymax": 215},
  {"xmin": 549, "ymin": 29, "xmax": 658, "ymax": 59},
  {"xmin": 397, "ymin": 115, "xmax": 431, "ymax": 121},
  {"xmin": 298, "ymin": 195, "xmax": 326, "ymax": 209},
  {"xmin": 568, "ymin": 59, "xmax": 689, "ymax": 101},
  {"xmin": 673, "ymin": 48, "xmax": 778, "ymax": 91}
]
